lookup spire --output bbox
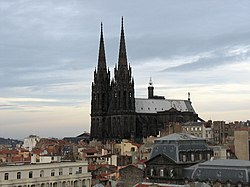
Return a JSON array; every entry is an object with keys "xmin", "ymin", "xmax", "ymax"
[
  {"xmin": 97, "ymin": 22, "xmax": 107, "ymax": 71},
  {"xmin": 149, "ymin": 77, "xmax": 153, "ymax": 87},
  {"xmin": 118, "ymin": 17, "xmax": 128, "ymax": 68}
]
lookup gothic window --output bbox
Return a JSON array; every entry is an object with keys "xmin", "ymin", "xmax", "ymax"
[{"xmin": 123, "ymin": 91, "xmax": 127, "ymax": 108}]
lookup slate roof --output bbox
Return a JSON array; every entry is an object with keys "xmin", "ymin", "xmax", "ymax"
[
  {"xmin": 135, "ymin": 98, "xmax": 196, "ymax": 114},
  {"xmin": 184, "ymin": 159, "xmax": 250, "ymax": 184},
  {"xmin": 150, "ymin": 133, "xmax": 210, "ymax": 162},
  {"xmin": 155, "ymin": 133, "xmax": 203, "ymax": 142}
]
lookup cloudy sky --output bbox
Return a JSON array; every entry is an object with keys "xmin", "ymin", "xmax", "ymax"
[{"xmin": 1, "ymin": 0, "xmax": 250, "ymax": 139}]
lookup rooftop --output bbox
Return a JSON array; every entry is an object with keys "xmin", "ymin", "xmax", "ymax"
[
  {"xmin": 135, "ymin": 98, "xmax": 195, "ymax": 114},
  {"xmin": 155, "ymin": 133, "xmax": 204, "ymax": 142}
]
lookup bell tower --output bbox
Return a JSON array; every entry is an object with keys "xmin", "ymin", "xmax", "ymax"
[
  {"xmin": 90, "ymin": 23, "xmax": 111, "ymax": 140},
  {"xmin": 109, "ymin": 17, "xmax": 136, "ymax": 140}
]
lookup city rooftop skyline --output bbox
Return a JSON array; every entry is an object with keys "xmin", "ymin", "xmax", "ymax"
[{"xmin": 1, "ymin": 0, "xmax": 250, "ymax": 139}]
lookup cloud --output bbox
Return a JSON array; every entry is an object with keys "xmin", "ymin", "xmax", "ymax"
[{"xmin": 1, "ymin": 0, "xmax": 250, "ymax": 138}]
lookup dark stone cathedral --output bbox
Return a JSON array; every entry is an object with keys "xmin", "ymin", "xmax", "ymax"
[{"xmin": 90, "ymin": 18, "xmax": 199, "ymax": 142}]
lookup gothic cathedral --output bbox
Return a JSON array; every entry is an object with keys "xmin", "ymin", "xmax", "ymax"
[{"xmin": 91, "ymin": 18, "xmax": 199, "ymax": 142}]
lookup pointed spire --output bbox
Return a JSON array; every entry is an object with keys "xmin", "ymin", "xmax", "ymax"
[
  {"xmin": 149, "ymin": 77, "xmax": 153, "ymax": 87},
  {"xmin": 97, "ymin": 22, "xmax": 107, "ymax": 71},
  {"xmin": 118, "ymin": 17, "xmax": 128, "ymax": 68}
]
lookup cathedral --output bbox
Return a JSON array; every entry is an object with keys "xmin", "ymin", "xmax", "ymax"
[{"xmin": 90, "ymin": 18, "xmax": 199, "ymax": 142}]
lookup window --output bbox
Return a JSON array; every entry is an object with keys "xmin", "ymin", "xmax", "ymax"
[
  {"xmin": 69, "ymin": 168, "xmax": 72, "ymax": 175},
  {"xmin": 79, "ymin": 167, "xmax": 82, "ymax": 174},
  {"xmin": 182, "ymin": 154, "xmax": 186, "ymax": 162},
  {"xmin": 191, "ymin": 153, "xmax": 195, "ymax": 161},
  {"xmin": 29, "ymin": 171, "xmax": 33, "ymax": 178},
  {"xmin": 40, "ymin": 170, "xmax": 44, "ymax": 177},
  {"xmin": 51, "ymin": 169, "xmax": 55, "ymax": 176},
  {"xmin": 160, "ymin": 169, "xmax": 164, "ymax": 177},
  {"xmin": 17, "ymin": 172, "xmax": 21, "ymax": 179},
  {"xmin": 131, "ymin": 147, "xmax": 135, "ymax": 152},
  {"xmin": 4, "ymin": 173, "xmax": 8, "ymax": 180},
  {"xmin": 59, "ymin": 168, "xmax": 63, "ymax": 176},
  {"xmin": 150, "ymin": 168, "xmax": 154, "ymax": 176},
  {"xmin": 207, "ymin": 153, "xmax": 211, "ymax": 160},
  {"xmin": 199, "ymin": 154, "xmax": 202, "ymax": 160}
]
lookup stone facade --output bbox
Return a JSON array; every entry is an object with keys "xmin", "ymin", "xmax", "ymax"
[{"xmin": 0, "ymin": 161, "xmax": 91, "ymax": 187}]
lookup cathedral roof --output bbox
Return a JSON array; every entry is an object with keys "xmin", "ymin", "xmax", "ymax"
[{"xmin": 135, "ymin": 98, "xmax": 196, "ymax": 114}]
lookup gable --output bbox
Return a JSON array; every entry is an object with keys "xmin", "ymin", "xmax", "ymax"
[{"xmin": 146, "ymin": 154, "xmax": 176, "ymax": 166}]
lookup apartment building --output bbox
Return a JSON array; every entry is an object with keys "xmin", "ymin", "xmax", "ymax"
[{"xmin": 0, "ymin": 161, "xmax": 91, "ymax": 187}]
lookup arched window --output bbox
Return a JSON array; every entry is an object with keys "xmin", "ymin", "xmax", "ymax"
[
  {"xmin": 4, "ymin": 173, "xmax": 8, "ymax": 180},
  {"xmin": 17, "ymin": 172, "xmax": 21, "ymax": 179},
  {"xmin": 51, "ymin": 169, "xmax": 55, "ymax": 176},
  {"xmin": 40, "ymin": 170, "xmax": 44, "ymax": 177},
  {"xmin": 59, "ymin": 168, "xmax": 63, "ymax": 175},
  {"xmin": 182, "ymin": 154, "xmax": 186, "ymax": 162},
  {"xmin": 160, "ymin": 169, "xmax": 164, "ymax": 177},
  {"xmin": 191, "ymin": 153, "xmax": 195, "ymax": 161}
]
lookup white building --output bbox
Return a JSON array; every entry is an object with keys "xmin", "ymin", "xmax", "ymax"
[
  {"xmin": 0, "ymin": 161, "xmax": 91, "ymax": 187},
  {"xmin": 23, "ymin": 135, "xmax": 40, "ymax": 152}
]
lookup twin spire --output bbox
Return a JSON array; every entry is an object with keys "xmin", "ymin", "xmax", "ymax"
[
  {"xmin": 97, "ymin": 17, "xmax": 128, "ymax": 72},
  {"xmin": 97, "ymin": 22, "xmax": 106, "ymax": 71}
]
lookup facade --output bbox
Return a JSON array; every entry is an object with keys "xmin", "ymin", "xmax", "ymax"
[
  {"xmin": 183, "ymin": 159, "xmax": 250, "ymax": 186},
  {"xmin": 90, "ymin": 19, "xmax": 199, "ymax": 142},
  {"xmin": 144, "ymin": 133, "xmax": 212, "ymax": 184},
  {"xmin": 212, "ymin": 121, "xmax": 230, "ymax": 145},
  {"xmin": 0, "ymin": 161, "xmax": 91, "ymax": 187},
  {"xmin": 234, "ymin": 130, "xmax": 250, "ymax": 160},
  {"xmin": 23, "ymin": 135, "xmax": 40, "ymax": 152}
]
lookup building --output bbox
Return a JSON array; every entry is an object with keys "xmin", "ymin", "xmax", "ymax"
[
  {"xmin": 212, "ymin": 121, "xmax": 230, "ymax": 145},
  {"xmin": 234, "ymin": 130, "xmax": 250, "ymax": 160},
  {"xmin": 23, "ymin": 135, "xmax": 40, "ymax": 152},
  {"xmin": 183, "ymin": 159, "xmax": 250, "ymax": 186},
  {"xmin": 118, "ymin": 164, "xmax": 144, "ymax": 187},
  {"xmin": 0, "ymin": 161, "xmax": 91, "ymax": 187},
  {"xmin": 90, "ymin": 18, "xmax": 199, "ymax": 143},
  {"xmin": 144, "ymin": 133, "xmax": 212, "ymax": 184}
]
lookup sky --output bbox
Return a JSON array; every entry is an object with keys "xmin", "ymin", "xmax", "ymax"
[{"xmin": 1, "ymin": 0, "xmax": 250, "ymax": 139}]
